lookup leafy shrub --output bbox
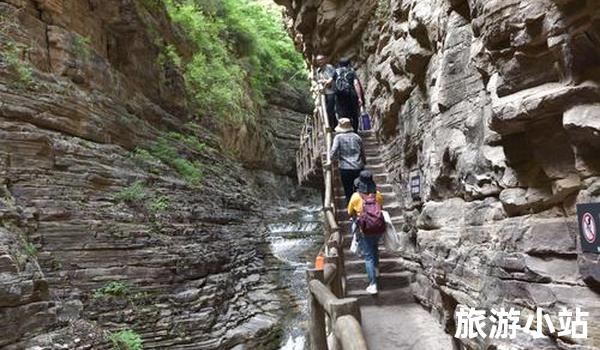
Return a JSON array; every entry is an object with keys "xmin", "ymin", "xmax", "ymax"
[
  {"xmin": 164, "ymin": 0, "xmax": 307, "ymax": 124},
  {"xmin": 106, "ymin": 329, "xmax": 143, "ymax": 350},
  {"xmin": 23, "ymin": 242, "xmax": 38, "ymax": 257},
  {"xmin": 72, "ymin": 35, "xmax": 92, "ymax": 60},
  {"xmin": 166, "ymin": 132, "xmax": 206, "ymax": 152},
  {"xmin": 116, "ymin": 181, "xmax": 148, "ymax": 202},
  {"xmin": 132, "ymin": 148, "xmax": 159, "ymax": 165},
  {"xmin": 157, "ymin": 44, "xmax": 181, "ymax": 68},
  {"xmin": 149, "ymin": 196, "xmax": 170, "ymax": 213},
  {"xmin": 94, "ymin": 281, "xmax": 131, "ymax": 299},
  {"xmin": 172, "ymin": 158, "xmax": 203, "ymax": 185},
  {"xmin": 2, "ymin": 41, "xmax": 33, "ymax": 87},
  {"xmin": 150, "ymin": 137, "xmax": 203, "ymax": 185}
]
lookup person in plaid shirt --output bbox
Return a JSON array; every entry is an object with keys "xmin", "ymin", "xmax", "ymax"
[{"xmin": 329, "ymin": 118, "xmax": 366, "ymax": 204}]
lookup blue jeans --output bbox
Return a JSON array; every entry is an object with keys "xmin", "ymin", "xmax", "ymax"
[{"xmin": 359, "ymin": 233, "xmax": 382, "ymax": 286}]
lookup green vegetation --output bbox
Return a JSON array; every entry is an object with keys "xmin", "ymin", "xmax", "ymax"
[
  {"xmin": 72, "ymin": 35, "xmax": 92, "ymax": 60},
  {"xmin": 0, "ymin": 10, "xmax": 33, "ymax": 88},
  {"xmin": 150, "ymin": 136, "xmax": 203, "ymax": 185},
  {"xmin": 116, "ymin": 181, "xmax": 148, "ymax": 203},
  {"xmin": 23, "ymin": 242, "xmax": 38, "ymax": 257},
  {"xmin": 94, "ymin": 281, "xmax": 131, "ymax": 299},
  {"xmin": 163, "ymin": 0, "xmax": 307, "ymax": 123},
  {"xmin": 132, "ymin": 148, "xmax": 159, "ymax": 165},
  {"xmin": 149, "ymin": 196, "xmax": 170, "ymax": 213},
  {"xmin": 106, "ymin": 329, "xmax": 143, "ymax": 350},
  {"xmin": 157, "ymin": 44, "xmax": 182, "ymax": 68},
  {"xmin": 166, "ymin": 132, "xmax": 207, "ymax": 152},
  {"xmin": 2, "ymin": 41, "xmax": 33, "ymax": 87}
]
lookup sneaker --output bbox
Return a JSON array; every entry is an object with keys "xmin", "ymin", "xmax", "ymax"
[{"xmin": 366, "ymin": 284, "xmax": 378, "ymax": 295}]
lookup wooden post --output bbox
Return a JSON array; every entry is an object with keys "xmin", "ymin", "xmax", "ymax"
[
  {"xmin": 326, "ymin": 256, "xmax": 342, "ymax": 298},
  {"xmin": 329, "ymin": 298, "xmax": 361, "ymax": 324},
  {"xmin": 307, "ymin": 269, "xmax": 327, "ymax": 350},
  {"xmin": 335, "ymin": 315, "xmax": 369, "ymax": 350}
]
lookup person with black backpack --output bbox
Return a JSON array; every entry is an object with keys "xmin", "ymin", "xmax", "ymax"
[
  {"xmin": 348, "ymin": 170, "xmax": 385, "ymax": 295},
  {"xmin": 334, "ymin": 58, "xmax": 364, "ymax": 132}
]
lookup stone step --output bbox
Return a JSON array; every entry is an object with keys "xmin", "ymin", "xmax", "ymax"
[
  {"xmin": 346, "ymin": 286, "xmax": 415, "ymax": 306},
  {"xmin": 373, "ymin": 172, "xmax": 388, "ymax": 183},
  {"xmin": 364, "ymin": 163, "xmax": 386, "ymax": 173},
  {"xmin": 345, "ymin": 271, "xmax": 413, "ymax": 291},
  {"xmin": 344, "ymin": 258, "xmax": 406, "ymax": 275},
  {"xmin": 343, "ymin": 247, "xmax": 401, "ymax": 260}
]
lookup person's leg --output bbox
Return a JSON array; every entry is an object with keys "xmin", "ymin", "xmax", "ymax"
[
  {"xmin": 351, "ymin": 111, "xmax": 359, "ymax": 133},
  {"xmin": 339, "ymin": 169, "xmax": 354, "ymax": 204},
  {"xmin": 349, "ymin": 169, "xmax": 361, "ymax": 194},
  {"xmin": 351, "ymin": 98, "xmax": 360, "ymax": 132},
  {"xmin": 360, "ymin": 234, "xmax": 378, "ymax": 286},
  {"xmin": 326, "ymin": 93, "xmax": 337, "ymax": 129},
  {"xmin": 374, "ymin": 234, "xmax": 382, "ymax": 270}
]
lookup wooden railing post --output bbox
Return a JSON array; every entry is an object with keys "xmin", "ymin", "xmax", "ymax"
[
  {"xmin": 326, "ymin": 256, "xmax": 343, "ymax": 298},
  {"xmin": 307, "ymin": 269, "xmax": 327, "ymax": 350}
]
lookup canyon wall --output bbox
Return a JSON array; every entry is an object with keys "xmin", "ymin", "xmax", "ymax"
[
  {"xmin": 280, "ymin": 0, "xmax": 600, "ymax": 348},
  {"xmin": 0, "ymin": 0, "xmax": 309, "ymax": 349}
]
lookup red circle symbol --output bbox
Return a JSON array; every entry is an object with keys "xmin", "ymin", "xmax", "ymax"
[{"xmin": 582, "ymin": 212, "xmax": 596, "ymax": 244}]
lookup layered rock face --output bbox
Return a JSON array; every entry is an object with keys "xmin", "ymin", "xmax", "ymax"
[
  {"xmin": 0, "ymin": 0, "xmax": 308, "ymax": 349},
  {"xmin": 224, "ymin": 83, "xmax": 314, "ymax": 200},
  {"xmin": 280, "ymin": 0, "xmax": 600, "ymax": 348}
]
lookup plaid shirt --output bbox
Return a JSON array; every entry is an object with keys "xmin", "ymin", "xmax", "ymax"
[{"xmin": 330, "ymin": 132, "xmax": 365, "ymax": 170}]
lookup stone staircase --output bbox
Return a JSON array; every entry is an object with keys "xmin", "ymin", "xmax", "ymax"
[
  {"xmin": 333, "ymin": 130, "xmax": 415, "ymax": 306},
  {"xmin": 331, "ymin": 130, "xmax": 456, "ymax": 349}
]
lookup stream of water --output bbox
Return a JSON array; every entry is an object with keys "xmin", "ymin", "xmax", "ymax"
[{"xmin": 267, "ymin": 201, "xmax": 323, "ymax": 350}]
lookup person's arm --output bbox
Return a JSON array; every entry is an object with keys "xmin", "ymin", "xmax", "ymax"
[
  {"xmin": 358, "ymin": 137, "xmax": 366, "ymax": 166},
  {"xmin": 348, "ymin": 193, "xmax": 358, "ymax": 216},
  {"xmin": 354, "ymin": 79, "xmax": 364, "ymax": 107},
  {"xmin": 329, "ymin": 135, "xmax": 339, "ymax": 162},
  {"xmin": 376, "ymin": 191, "xmax": 383, "ymax": 206}
]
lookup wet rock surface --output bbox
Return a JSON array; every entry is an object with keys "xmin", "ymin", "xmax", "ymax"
[
  {"xmin": 0, "ymin": 0, "xmax": 311, "ymax": 349},
  {"xmin": 282, "ymin": 0, "xmax": 600, "ymax": 348}
]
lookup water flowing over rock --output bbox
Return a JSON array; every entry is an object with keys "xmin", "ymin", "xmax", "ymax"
[
  {"xmin": 282, "ymin": 0, "xmax": 600, "ymax": 348},
  {"xmin": 0, "ymin": 0, "xmax": 311, "ymax": 348}
]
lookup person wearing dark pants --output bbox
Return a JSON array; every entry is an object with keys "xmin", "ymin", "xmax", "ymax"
[
  {"xmin": 329, "ymin": 118, "xmax": 365, "ymax": 204},
  {"xmin": 325, "ymin": 93, "xmax": 337, "ymax": 129},
  {"xmin": 334, "ymin": 58, "xmax": 364, "ymax": 132}
]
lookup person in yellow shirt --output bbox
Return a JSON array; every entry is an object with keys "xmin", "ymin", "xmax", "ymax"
[{"xmin": 348, "ymin": 170, "xmax": 383, "ymax": 294}]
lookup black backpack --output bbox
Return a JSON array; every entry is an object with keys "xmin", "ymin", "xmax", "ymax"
[{"xmin": 335, "ymin": 66, "xmax": 354, "ymax": 95}]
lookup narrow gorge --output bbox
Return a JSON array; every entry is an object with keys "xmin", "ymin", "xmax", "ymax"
[{"xmin": 3, "ymin": 0, "xmax": 600, "ymax": 349}]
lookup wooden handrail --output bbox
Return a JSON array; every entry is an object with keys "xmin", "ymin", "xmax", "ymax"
[{"xmin": 335, "ymin": 316, "xmax": 369, "ymax": 350}]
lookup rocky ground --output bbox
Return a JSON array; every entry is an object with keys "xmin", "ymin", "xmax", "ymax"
[
  {"xmin": 0, "ymin": 0, "xmax": 311, "ymax": 349},
  {"xmin": 280, "ymin": 0, "xmax": 600, "ymax": 348}
]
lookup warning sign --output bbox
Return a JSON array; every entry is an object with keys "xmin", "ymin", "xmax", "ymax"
[{"xmin": 577, "ymin": 203, "xmax": 600, "ymax": 253}]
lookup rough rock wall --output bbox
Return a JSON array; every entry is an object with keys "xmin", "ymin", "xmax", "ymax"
[
  {"xmin": 224, "ymin": 83, "xmax": 314, "ymax": 200},
  {"xmin": 0, "ymin": 0, "xmax": 304, "ymax": 349},
  {"xmin": 280, "ymin": 0, "xmax": 600, "ymax": 348}
]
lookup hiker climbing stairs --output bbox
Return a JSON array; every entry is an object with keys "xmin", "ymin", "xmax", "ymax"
[{"xmin": 333, "ymin": 130, "xmax": 456, "ymax": 349}]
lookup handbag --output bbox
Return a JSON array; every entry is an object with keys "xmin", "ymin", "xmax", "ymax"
[
  {"xmin": 349, "ymin": 219, "xmax": 361, "ymax": 255},
  {"xmin": 382, "ymin": 210, "xmax": 403, "ymax": 251},
  {"xmin": 360, "ymin": 108, "xmax": 371, "ymax": 131},
  {"xmin": 350, "ymin": 232, "xmax": 359, "ymax": 254}
]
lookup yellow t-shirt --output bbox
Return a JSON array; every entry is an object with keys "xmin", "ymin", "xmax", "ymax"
[{"xmin": 347, "ymin": 191, "xmax": 383, "ymax": 217}]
